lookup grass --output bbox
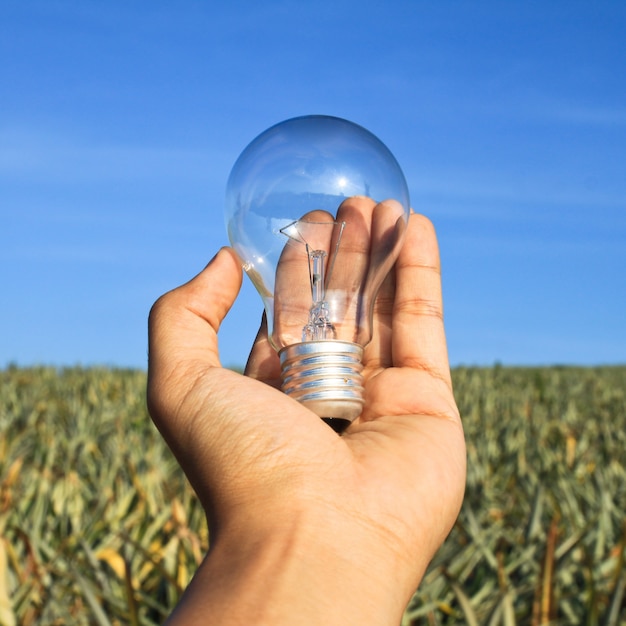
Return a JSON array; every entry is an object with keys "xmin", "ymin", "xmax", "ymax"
[{"xmin": 1, "ymin": 364, "xmax": 625, "ymax": 624}]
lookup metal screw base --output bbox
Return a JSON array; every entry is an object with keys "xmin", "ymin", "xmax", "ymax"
[{"xmin": 279, "ymin": 340, "xmax": 365, "ymax": 422}]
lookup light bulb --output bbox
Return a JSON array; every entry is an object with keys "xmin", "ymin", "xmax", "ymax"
[{"xmin": 225, "ymin": 115, "xmax": 410, "ymax": 431}]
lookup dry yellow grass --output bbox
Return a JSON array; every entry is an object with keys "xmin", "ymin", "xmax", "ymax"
[{"xmin": 1, "ymin": 365, "xmax": 625, "ymax": 624}]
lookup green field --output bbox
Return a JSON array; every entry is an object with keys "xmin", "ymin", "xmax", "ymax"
[{"xmin": 1, "ymin": 365, "xmax": 625, "ymax": 624}]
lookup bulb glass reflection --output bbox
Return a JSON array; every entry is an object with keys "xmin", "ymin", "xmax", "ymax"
[{"xmin": 225, "ymin": 115, "xmax": 410, "ymax": 429}]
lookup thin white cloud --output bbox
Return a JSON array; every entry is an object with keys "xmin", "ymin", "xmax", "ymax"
[
  {"xmin": 410, "ymin": 168, "xmax": 626, "ymax": 218},
  {"xmin": 555, "ymin": 105, "xmax": 626, "ymax": 127},
  {"xmin": 515, "ymin": 94, "xmax": 626, "ymax": 127},
  {"xmin": 0, "ymin": 126, "xmax": 224, "ymax": 185}
]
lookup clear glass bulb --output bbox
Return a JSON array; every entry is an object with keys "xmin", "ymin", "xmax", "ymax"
[{"xmin": 225, "ymin": 115, "xmax": 410, "ymax": 430}]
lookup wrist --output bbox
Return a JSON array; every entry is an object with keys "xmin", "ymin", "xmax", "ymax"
[{"xmin": 167, "ymin": 505, "xmax": 422, "ymax": 625}]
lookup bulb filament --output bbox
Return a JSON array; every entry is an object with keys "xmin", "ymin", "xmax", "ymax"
[
  {"xmin": 303, "ymin": 247, "xmax": 336, "ymax": 341},
  {"xmin": 279, "ymin": 218, "xmax": 345, "ymax": 343}
]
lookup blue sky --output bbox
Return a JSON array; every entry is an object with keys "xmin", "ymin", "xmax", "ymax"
[{"xmin": 2, "ymin": 0, "xmax": 625, "ymax": 369}]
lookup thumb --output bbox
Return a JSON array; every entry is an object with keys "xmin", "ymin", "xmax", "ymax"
[{"xmin": 147, "ymin": 247, "xmax": 243, "ymax": 421}]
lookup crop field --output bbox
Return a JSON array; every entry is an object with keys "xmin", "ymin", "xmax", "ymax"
[{"xmin": 0, "ymin": 364, "xmax": 625, "ymax": 624}]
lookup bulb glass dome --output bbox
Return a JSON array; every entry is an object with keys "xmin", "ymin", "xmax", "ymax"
[{"xmin": 225, "ymin": 115, "xmax": 411, "ymax": 426}]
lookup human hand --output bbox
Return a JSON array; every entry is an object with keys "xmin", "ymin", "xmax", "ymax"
[{"xmin": 147, "ymin": 199, "xmax": 466, "ymax": 625}]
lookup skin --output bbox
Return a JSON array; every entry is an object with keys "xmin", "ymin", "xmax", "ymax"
[{"xmin": 147, "ymin": 202, "xmax": 466, "ymax": 625}]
